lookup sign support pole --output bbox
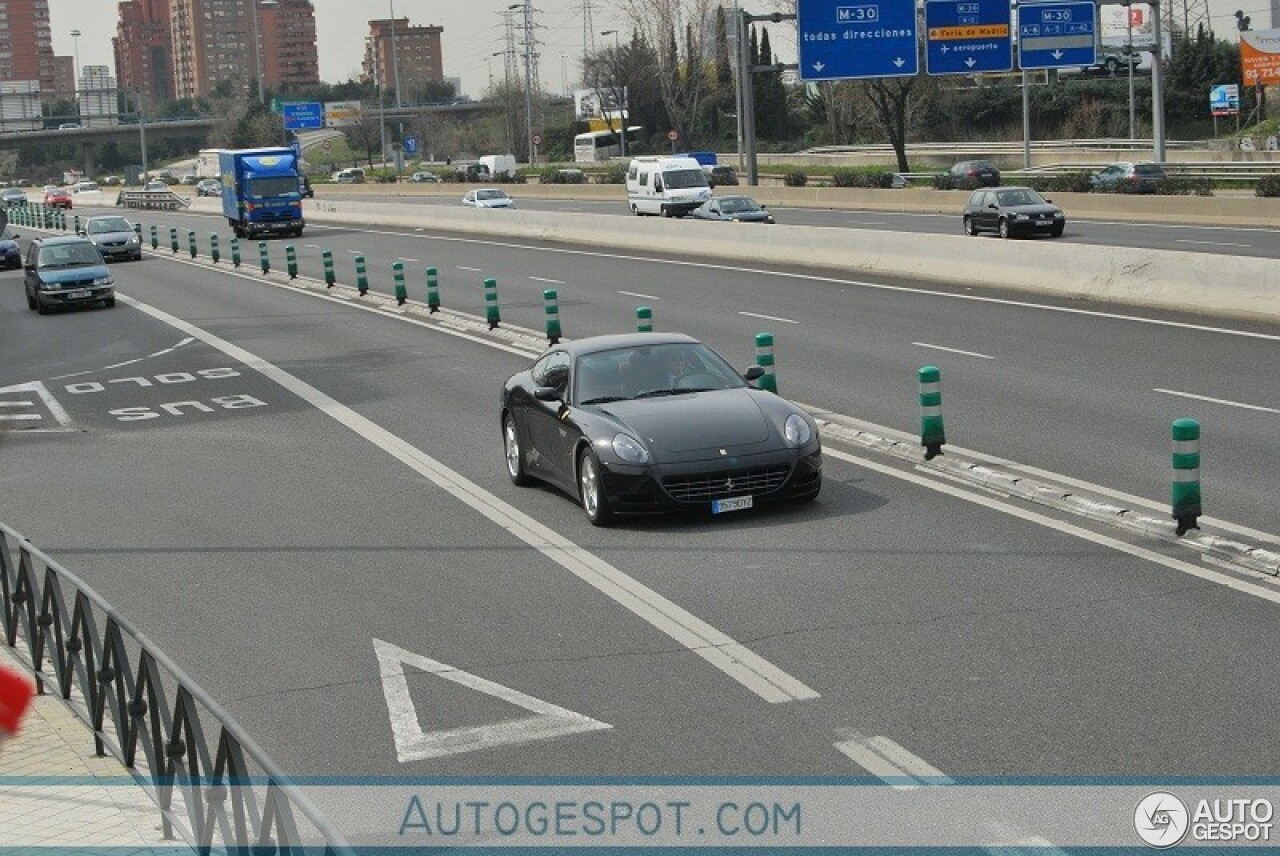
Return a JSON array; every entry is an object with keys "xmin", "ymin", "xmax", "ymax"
[{"xmin": 1151, "ymin": 0, "xmax": 1166, "ymax": 162}]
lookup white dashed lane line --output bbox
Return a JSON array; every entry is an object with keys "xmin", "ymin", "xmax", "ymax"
[
  {"xmin": 913, "ymin": 342, "xmax": 994, "ymax": 359},
  {"xmin": 739, "ymin": 311, "xmax": 799, "ymax": 324},
  {"xmin": 1153, "ymin": 388, "xmax": 1279, "ymax": 413},
  {"xmin": 618, "ymin": 290, "xmax": 660, "ymax": 300}
]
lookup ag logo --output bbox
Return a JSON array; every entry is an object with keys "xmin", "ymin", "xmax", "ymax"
[{"xmin": 1134, "ymin": 792, "xmax": 1189, "ymax": 848}]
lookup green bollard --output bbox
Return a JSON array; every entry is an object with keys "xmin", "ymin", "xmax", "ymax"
[
  {"xmin": 230, "ymin": 237, "xmax": 241, "ymax": 268},
  {"xmin": 258, "ymin": 241, "xmax": 270, "ymax": 274},
  {"xmin": 169, "ymin": 227, "xmax": 179, "ymax": 253},
  {"xmin": 73, "ymin": 214, "xmax": 80, "ymax": 234},
  {"xmin": 1171, "ymin": 418, "xmax": 1201, "ymax": 536},
  {"xmin": 483, "ymin": 277, "xmax": 501, "ymax": 329},
  {"xmin": 57, "ymin": 209, "xmax": 65, "ymax": 230},
  {"xmin": 210, "ymin": 233, "xmax": 220, "ymax": 263},
  {"xmin": 393, "ymin": 261, "xmax": 407, "ymax": 304},
  {"xmin": 543, "ymin": 289, "xmax": 561, "ymax": 344},
  {"xmin": 425, "ymin": 266, "xmax": 440, "ymax": 312},
  {"xmin": 918, "ymin": 365, "xmax": 946, "ymax": 461},
  {"xmin": 188, "ymin": 230, "xmax": 197, "ymax": 258},
  {"xmin": 286, "ymin": 244, "xmax": 298, "ymax": 279},
  {"xmin": 133, "ymin": 222, "xmax": 142, "ymax": 242},
  {"xmin": 354, "ymin": 254, "xmax": 368, "ymax": 295},
  {"xmin": 150, "ymin": 225, "xmax": 158, "ymax": 248},
  {"xmin": 637, "ymin": 306, "xmax": 653, "ymax": 333},
  {"xmin": 322, "ymin": 249, "xmax": 335, "ymax": 287},
  {"xmin": 754, "ymin": 332, "xmax": 777, "ymax": 394}
]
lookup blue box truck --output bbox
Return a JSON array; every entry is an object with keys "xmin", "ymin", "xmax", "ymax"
[{"xmin": 219, "ymin": 148, "xmax": 305, "ymax": 239}]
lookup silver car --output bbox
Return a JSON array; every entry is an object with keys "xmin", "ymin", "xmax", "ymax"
[
  {"xmin": 462, "ymin": 188, "xmax": 515, "ymax": 209},
  {"xmin": 81, "ymin": 215, "xmax": 142, "ymax": 262}
]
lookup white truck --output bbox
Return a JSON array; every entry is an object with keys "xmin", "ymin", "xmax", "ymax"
[
  {"xmin": 478, "ymin": 154, "xmax": 518, "ymax": 180},
  {"xmin": 196, "ymin": 149, "xmax": 224, "ymax": 179},
  {"xmin": 625, "ymin": 156, "xmax": 711, "ymax": 217}
]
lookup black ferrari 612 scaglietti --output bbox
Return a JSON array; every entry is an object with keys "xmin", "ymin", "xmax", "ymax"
[{"xmin": 500, "ymin": 332, "xmax": 822, "ymax": 525}]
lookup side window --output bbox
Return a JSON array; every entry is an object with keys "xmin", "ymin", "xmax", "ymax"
[
  {"xmin": 532, "ymin": 351, "xmax": 570, "ymax": 395},
  {"xmin": 639, "ymin": 171, "xmax": 649, "ymax": 188},
  {"xmin": 627, "ymin": 165, "xmax": 638, "ymax": 181}
]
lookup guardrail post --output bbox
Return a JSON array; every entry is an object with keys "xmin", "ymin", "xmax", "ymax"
[
  {"xmin": 258, "ymin": 241, "xmax": 269, "ymax": 274},
  {"xmin": 1172, "ymin": 418, "xmax": 1201, "ymax": 536},
  {"xmin": 132, "ymin": 222, "xmax": 142, "ymax": 242},
  {"xmin": 637, "ymin": 306, "xmax": 653, "ymax": 332},
  {"xmin": 230, "ymin": 237, "xmax": 241, "ymax": 268},
  {"xmin": 483, "ymin": 277, "xmax": 501, "ymax": 329},
  {"xmin": 393, "ymin": 261, "xmax": 406, "ymax": 305},
  {"xmin": 169, "ymin": 227, "xmax": 178, "ymax": 253},
  {"xmin": 322, "ymin": 249, "xmax": 335, "ymax": 288},
  {"xmin": 149, "ymin": 225, "xmax": 158, "ymax": 249},
  {"xmin": 754, "ymin": 332, "xmax": 777, "ymax": 394},
  {"xmin": 426, "ymin": 266, "xmax": 440, "ymax": 312},
  {"xmin": 188, "ymin": 230, "xmax": 197, "ymax": 259},
  {"xmin": 543, "ymin": 289, "xmax": 561, "ymax": 344},
  {"xmin": 354, "ymin": 254, "xmax": 368, "ymax": 296},
  {"xmin": 57, "ymin": 209, "xmax": 65, "ymax": 231},
  {"xmin": 286, "ymin": 244, "xmax": 298, "ymax": 280},
  {"xmin": 210, "ymin": 233, "xmax": 220, "ymax": 263},
  {"xmin": 918, "ymin": 365, "xmax": 946, "ymax": 461}
]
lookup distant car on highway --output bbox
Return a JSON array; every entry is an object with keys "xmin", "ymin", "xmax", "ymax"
[
  {"xmin": 691, "ymin": 195, "xmax": 775, "ymax": 223},
  {"xmin": 0, "ymin": 225, "xmax": 21, "ymax": 269},
  {"xmin": 946, "ymin": 159, "xmax": 1001, "ymax": 188},
  {"xmin": 23, "ymin": 235, "xmax": 114, "ymax": 314},
  {"xmin": 43, "ymin": 188, "xmax": 72, "ymax": 208},
  {"xmin": 462, "ymin": 188, "xmax": 515, "ymax": 209},
  {"xmin": 1090, "ymin": 161, "xmax": 1166, "ymax": 194},
  {"xmin": 144, "ymin": 180, "xmax": 169, "ymax": 192},
  {"xmin": 963, "ymin": 186, "xmax": 1065, "ymax": 238},
  {"xmin": 80, "ymin": 215, "xmax": 142, "ymax": 262},
  {"xmin": 500, "ymin": 332, "xmax": 822, "ymax": 525},
  {"xmin": 1, "ymin": 188, "xmax": 27, "ymax": 206},
  {"xmin": 195, "ymin": 178, "xmax": 222, "ymax": 197},
  {"xmin": 410, "ymin": 171, "xmax": 441, "ymax": 183}
]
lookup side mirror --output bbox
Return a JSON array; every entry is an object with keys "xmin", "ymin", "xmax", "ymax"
[
  {"xmin": 534, "ymin": 386, "xmax": 562, "ymax": 402},
  {"xmin": 743, "ymin": 365, "xmax": 765, "ymax": 381},
  {"xmin": 988, "ymin": 203, "xmax": 999, "ymax": 210}
]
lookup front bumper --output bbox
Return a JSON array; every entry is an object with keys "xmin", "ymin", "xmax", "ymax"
[
  {"xmin": 40, "ymin": 285, "xmax": 114, "ymax": 306},
  {"xmin": 597, "ymin": 446, "xmax": 822, "ymax": 516}
]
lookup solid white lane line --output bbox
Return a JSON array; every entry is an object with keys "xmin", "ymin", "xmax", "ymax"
[
  {"xmin": 1153, "ymin": 388, "xmax": 1279, "ymax": 414},
  {"xmin": 618, "ymin": 290, "xmax": 660, "ymax": 300},
  {"xmin": 864, "ymin": 734, "xmax": 953, "ymax": 783},
  {"xmin": 833, "ymin": 730, "xmax": 951, "ymax": 789},
  {"xmin": 1175, "ymin": 239, "xmax": 1251, "ymax": 248},
  {"xmin": 120, "ymin": 293, "xmax": 819, "ymax": 705},
  {"xmin": 912, "ymin": 342, "xmax": 994, "ymax": 359},
  {"xmin": 530, "ymin": 276, "xmax": 563, "ymax": 284},
  {"xmin": 847, "ymin": 220, "xmax": 887, "ymax": 226},
  {"xmin": 739, "ymin": 311, "xmax": 799, "ymax": 324},
  {"xmin": 0, "ymin": 401, "xmax": 34, "ymax": 407},
  {"xmin": 827, "ymin": 446, "xmax": 1280, "ymax": 607}
]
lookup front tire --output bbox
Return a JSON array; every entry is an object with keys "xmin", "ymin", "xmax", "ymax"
[
  {"xmin": 103, "ymin": 296, "xmax": 116, "ymax": 308},
  {"xmin": 1050, "ymin": 224, "xmax": 1064, "ymax": 237},
  {"xmin": 26, "ymin": 291, "xmax": 36, "ymax": 310},
  {"xmin": 660, "ymin": 205, "xmax": 671, "ymax": 218},
  {"xmin": 36, "ymin": 295, "xmax": 49, "ymax": 315},
  {"xmin": 963, "ymin": 215, "xmax": 977, "ymax": 236},
  {"xmin": 578, "ymin": 448, "xmax": 614, "ymax": 526},
  {"xmin": 998, "ymin": 218, "xmax": 1011, "ymax": 239},
  {"xmin": 503, "ymin": 412, "xmax": 533, "ymax": 486}
]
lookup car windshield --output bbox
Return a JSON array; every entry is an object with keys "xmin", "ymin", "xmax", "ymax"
[
  {"xmin": 87, "ymin": 218, "xmax": 131, "ymax": 234},
  {"xmin": 996, "ymin": 189, "xmax": 1044, "ymax": 206},
  {"xmin": 478, "ymin": 190, "xmax": 507, "ymax": 200},
  {"xmin": 247, "ymin": 176, "xmax": 302, "ymax": 198},
  {"xmin": 575, "ymin": 343, "xmax": 746, "ymax": 405},
  {"xmin": 38, "ymin": 242, "xmax": 102, "ymax": 267},
  {"xmin": 719, "ymin": 198, "xmax": 760, "ymax": 214},
  {"xmin": 663, "ymin": 168, "xmax": 709, "ymax": 190}
]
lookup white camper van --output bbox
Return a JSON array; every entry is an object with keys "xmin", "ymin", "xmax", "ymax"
[
  {"xmin": 625, "ymin": 156, "xmax": 711, "ymax": 217},
  {"xmin": 478, "ymin": 154, "xmax": 518, "ymax": 180}
]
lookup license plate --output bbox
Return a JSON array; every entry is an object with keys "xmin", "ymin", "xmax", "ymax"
[
  {"xmin": 66, "ymin": 289, "xmax": 90, "ymax": 299},
  {"xmin": 1036, "ymin": 220, "xmax": 1051, "ymax": 226},
  {"xmin": 712, "ymin": 495, "xmax": 754, "ymax": 514}
]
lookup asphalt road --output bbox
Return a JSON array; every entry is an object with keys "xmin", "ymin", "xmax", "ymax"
[{"xmin": 3, "ymin": 208, "xmax": 1278, "ymax": 845}]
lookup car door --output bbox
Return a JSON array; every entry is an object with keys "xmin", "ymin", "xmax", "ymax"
[
  {"xmin": 523, "ymin": 350, "xmax": 574, "ymax": 489},
  {"xmin": 22, "ymin": 243, "xmax": 38, "ymax": 299},
  {"xmin": 976, "ymin": 190, "xmax": 998, "ymax": 230}
]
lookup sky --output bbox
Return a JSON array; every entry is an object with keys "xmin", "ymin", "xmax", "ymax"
[{"xmin": 48, "ymin": 0, "xmax": 1280, "ymax": 101}]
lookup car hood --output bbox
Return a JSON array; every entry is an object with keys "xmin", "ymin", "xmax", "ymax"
[
  {"xmin": 0, "ymin": 240, "xmax": 17, "ymax": 252},
  {"xmin": 88, "ymin": 230, "xmax": 134, "ymax": 242},
  {"xmin": 1006, "ymin": 203, "xmax": 1061, "ymax": 215},
  {"xmin": 592, "ymin": 388, "xmax": 772, "ymax": 453}
]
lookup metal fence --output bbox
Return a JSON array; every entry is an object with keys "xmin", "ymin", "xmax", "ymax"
[{"xmin": 0, "ymin": 520, "xmax": 353, "ymax": 854}]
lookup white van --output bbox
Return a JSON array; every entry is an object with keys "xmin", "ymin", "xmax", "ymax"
[
  {"xmin": 332, "ymin": 168, "xmax": 365, "ymax": 184},
  {"xmin": 478, "ymin": 154, "xmax": 518, "ymax": 180},
  {"xmin": 625, "ymin": 156, "xmax": 711, "ymax": 217}
]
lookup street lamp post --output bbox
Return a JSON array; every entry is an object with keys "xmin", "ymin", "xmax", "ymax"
[
  {"xmin": 600, "ymin": 29, "xmax": 626, "ymax": 156},
  {"xmin": 70, "ymin": 29, "xmax": 80, "ymax": 94}
]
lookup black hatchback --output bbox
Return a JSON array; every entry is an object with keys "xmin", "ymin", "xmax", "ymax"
[
  {"xmin": 963, "ymin": 186, "xmax": 1065, "ymax": 238},
  {"xmin": 947, "ymin": 159, "xmax": 1001, "ymax": 187}
]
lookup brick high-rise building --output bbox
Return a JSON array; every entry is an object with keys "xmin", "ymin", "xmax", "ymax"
[
  {"xmin": 114, "ymin": 0, "xmax": 174, "ymax": 102},
  {"xmin": 362, "ymin": 18, "xmax": 444, "ymax": 104},
  {"xmin": 260, "ymin": 0, "xmax": 318, "ymax": 90},
  {"xmin": 0, "ymin": 0, "xmax": 61, "ymax": 92}
]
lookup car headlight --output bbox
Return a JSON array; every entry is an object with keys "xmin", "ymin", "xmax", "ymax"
[
  {"xmin": 1054, "ymin": 212, "xmax": 1064, "ymax": 218},
  {"xmin": 784, "ymin": 413, "xmax": 813, "ymax": 446},
  {"xmin": 93, "ymin": 276, "xmax": 113, "ymax": 286},
  {"xmin": 128, "ymin": 235, "xmax": 140, "ymax": 244},
  {"xmin": 611, "ymin": 433, "xmax": 649, "ymax": 464}
]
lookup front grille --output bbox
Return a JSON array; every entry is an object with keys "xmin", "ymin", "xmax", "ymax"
[
  {"xmin": 662, "ymin": 464, "xmax": 790, "ymax": 502},
  {"xmin": 54, "ymin": 277, "xmax": 95, "ymax": 289}
]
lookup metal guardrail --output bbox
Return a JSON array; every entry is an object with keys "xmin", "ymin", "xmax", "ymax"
[
  {"xmin": 116, "ymin": 190, "xmax": 192, "ymax": 210},
  {"xmin": 0, "ymin": 521, "xmax": 353, "ymax": 854}
]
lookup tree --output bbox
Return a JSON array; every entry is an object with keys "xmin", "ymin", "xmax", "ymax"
[
  {"xmin": 863, "ymin": 77, "xmax": 919, "ymax": 173},
  {"xmin": 343, "ymin": 108, "xmax": 383, "ymax": 168},
  {"xmin": 754, "ymin": 27, "xmax": 789, "ymax": 139},
  {"xmin": 617, "ymin": 0, "xmax": 718, "ymax": 146}
]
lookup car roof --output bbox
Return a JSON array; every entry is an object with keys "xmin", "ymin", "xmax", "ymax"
[
  {"xmin": 554, "ymin": 332, "xmax": 699, "ymax": 358},
  {"xmin": 34, "ymin": 235, "xmax": 95, "ymax": 246},
  {"xmin": 85, "ymin": 215, "xmax": 130, "ymax": 224}
]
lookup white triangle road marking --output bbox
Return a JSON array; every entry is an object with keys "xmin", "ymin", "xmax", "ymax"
[{"xmin": 374, "ymin": 638, "xmax": 612, "ymax": 762}]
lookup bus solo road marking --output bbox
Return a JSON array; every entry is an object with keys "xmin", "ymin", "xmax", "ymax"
[
  {"xmin": 64, "ymin": 367, "xmax": 241, "ymax": 393},
  {"xmin": 108, "ymin": 394, "xmax": 267, "ymax": 421}
]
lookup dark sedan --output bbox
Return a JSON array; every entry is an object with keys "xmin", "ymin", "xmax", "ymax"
[
  {"xmin": 0, "ymin": 225, "xmax": 20, "ymax": 269},
  {"xmin": 691, "ymin": 195, "xmax": 775, "ymax": 223},
  {"xmin": 946, "ymin": 159, "xmax": 1001, "ymax": 188},
  {"xmin": 963, "ymin": 186, "xmax": 1065, "ymax": 238},
  {"xmin": 501, "ymin": 333, "xmax": 822, "ymax": 526}
]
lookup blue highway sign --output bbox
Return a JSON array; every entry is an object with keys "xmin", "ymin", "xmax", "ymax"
[
  {"xmin": 1017, "ymin": 1, "xmax": 1096, "ymax": 69},
  {"xmin": 403, "ymin": 135, "xmax": 419, "ymax": 156},
  {"xmin": 797, "ymin": 0, "xmax": 919, "ymax": 81},
  {"xmin": 282, "ymin": 102, "xmax": 324, "ymax": 130},
  {"xmin": 925, "ymin": 0, "xmax": 1013, "ymax": 75}
]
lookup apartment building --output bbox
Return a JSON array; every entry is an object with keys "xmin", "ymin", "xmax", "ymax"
[
  {"xmin": 113, "ymin": 0, "xmax": 173, "ymax": 102},
  {"xmin": 363, "ymin": 18, "xmax": 444, "ymax": 103}
]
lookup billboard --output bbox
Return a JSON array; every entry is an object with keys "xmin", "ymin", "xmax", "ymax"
[
  {"xmin": 573, "ymin": 88, "xmax": 626, "ymax": 122},
  {"xmin": 324, "ymin": 100, "xmax": 363, "ymax": 127},
  {"xmin": 1100, "ymin": 3, "xmax": 1155, "ymax": 49},
  {"xmin": 1241, "ymin": 28, "xmax": 1280, "ymax": 86},
  {"xmin": 1210, "ymin": 84, "xmax": 1240, "ymax": 116}
]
